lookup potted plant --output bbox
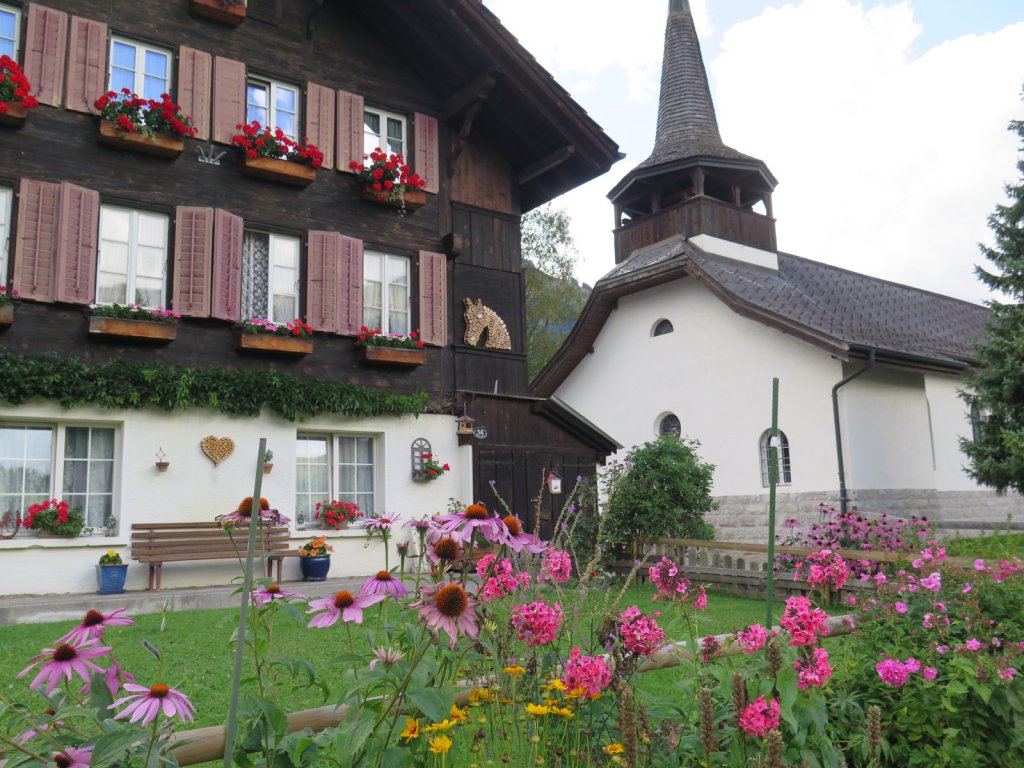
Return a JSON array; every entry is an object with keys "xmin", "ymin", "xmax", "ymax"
[
  {"xmin": 232, "ymin": 121, "xmax": 323, "ymax": 186},
  {"xmin": 237, "ymin": 317, "xmax": 314, "ymax": 355},
  {"xmin": 0, "ymin": 55, "xmax": 39, "ymax": 128},
  {"xmin": 104, "ymin": 514, "xmax": 118, "ymax": 537},
  {"xmin": 189, "ymin": 0, "xmax": 247, "ymax": 26},
  {"xmin": 315, "ymin": 500, "xmax": 362, "ymax": 530},
  {"xmin": 298, "ymin": 535, "xmax": 333, "ymax": 581},
  {"xmin": 94, "ymin": 90, "xmax": 196, "ymax": 159},
  {"xmin": 349, "ymin": 149, "xmax": 427, "ymax": 214},
  {"xmin": 263, "ymin": 449, "xmax": 274, "ymax": 474},
  {"xmin": 22, "ymin": 499, "xmax": 85, "ymax": 538},
  {"xmin": 97, "ymin": 550, "xmax": 129, "ymax": 594},
  {"xmin": 354, "ymin": 326, "xmax": 428, "ymax": 366},
  {"xmin": 0, "ymin": 285, "xmax": 18, "ymax": 327},
  {"xmin": 414, "ymin": 452, "xmax": 450, "ymax": 481},
  {"xmin": 88, "ymin": 304, "xmax": 181, "ymax": 342}
]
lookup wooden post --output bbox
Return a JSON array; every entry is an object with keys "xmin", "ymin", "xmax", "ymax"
[{"xmin": 766, "ymin": 378, "xmax": 779, "ymax": 629}]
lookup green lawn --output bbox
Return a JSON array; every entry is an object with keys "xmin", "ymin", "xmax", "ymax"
[{"xmin": 942, "ymin": 531, "xmax": 1024, "ymax": 559}]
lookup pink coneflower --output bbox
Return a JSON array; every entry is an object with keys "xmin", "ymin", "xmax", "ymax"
[
  {"xmin": 369, "ymin": 646, "xmax": 406, "ymax": 669},
  {"xmin": 500, "ymin": 515, "xmax": 547, "ymax": 553},
  {"xmin": 110, "ymin": 682, "xmax": 196, "ymax": 725},
  {"xmin": 431, "ymin": 503, "xmax": 506, "ymax": 546},
  {"xmin": 307, "ymin": 590, "xmax": 385, "ymax": 627},
  {"xmin": 361, "ymin": 570, "xmax": 410, "ymax": 600},
  {"xmin": 363, "ymin": 516, "xmax": 398, "ymax": 535},
  {"xmin": 425, "ymin": 534, "xmax": 462, "ymax": 567},
  {"xmin": 51, "ymin": 746, "xmax": 93, "ymax": 768},
  {"xmin": 18, "ymin": 640, "xmax": 111, "ymax": 694},
  {"xmin": 252, "ymin": 584, "xmax": 305, "ymax": 607},
  {"xmin": 80, "ymin": 654, "xmax": 136, "ymax": 698},
  {"xmin": 58, "ymin": 608, "xmax": 134, "ymax": 644},
  {"xmin": 414, "ymin": 582, "xmax": 480, "ymax": 647}
]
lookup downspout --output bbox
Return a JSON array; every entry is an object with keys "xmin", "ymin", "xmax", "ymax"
[{"xmin": 832, "ymin": 349, "xmax": 876, "ymax": 514}]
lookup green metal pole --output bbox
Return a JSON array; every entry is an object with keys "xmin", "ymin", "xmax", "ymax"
[
  {"xmin": 766, "ymin": 379, "xmax": 779, "ymax": 629},
  {"xmin": 222, "ymin": 437, "xmax": 267, "ymax": 768}
]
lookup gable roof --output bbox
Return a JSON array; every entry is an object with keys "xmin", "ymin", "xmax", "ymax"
[{"xmin": 531, "ymin": 235, "xmax": 991, "ymax": 397}]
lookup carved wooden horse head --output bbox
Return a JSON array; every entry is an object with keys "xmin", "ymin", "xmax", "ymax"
[{"xmin": 463, "ymin": 298, "xmax": 512, "ymax": 350}]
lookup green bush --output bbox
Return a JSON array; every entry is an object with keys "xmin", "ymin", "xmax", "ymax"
[{"xmin": 601, "ymin": 435, "xmax": 716, "ymax": 555}]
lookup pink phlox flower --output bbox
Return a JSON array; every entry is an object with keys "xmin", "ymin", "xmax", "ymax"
[
  {"xmin": 736, "ymin": 624, "xmax": 770, "ymax": 654},
  {"xmin": 1000, "ymin": 668, "xmax": 1017, "ymax": 681},
  {"xmin": 795, "ymin": 647, "xmax": 832, "ymax": 689},
  {"xmin": 110, "ymin": 682, "xmax": 196, "ymax": 725},
  {"xmin": 936, "ymin": 644, "xmax": 949, "ymax": 654},
  {"xmin": 962, "ymin": 582, "xmax": 972, "ymax": 594},
  {"xmin": 51, "ymin": 746, "xmax": 93, "ymax": 768},
  {"xmin": 539, "ymin": 548, "xmax": 572, "ymax": 583},
  {"xmin": 873, "ymin": 572, "xmax": 887, "ymax": 584},
  {"xmin": 252, "ymin": 584, "xmax": 305, "ymax": 607},
  {"xmin": 306, "ymin": 590, "xmax": 386, "ymax": 627},
  {"xmin": 923, "ymin": 666, "xmax": 938, "ymax": 680},
  {"xmin": 360, "ymin": 571, "xmax": 410, "ymax": 600},
  {"xmin": 894, "ymin": 601, "xmax": 908, "ymax": 614},
  {"xmin": 58, "ymin": 608, "xmax": 135, "ymax": 644},
  {"xmin": 904, "ymin": 657, "xmax": 921, "ymax": 673},
  {"xmin": 18, "ymin": 639, "xmax": 111, "ymax": 695},
  {"xmin": 476, "ymin": 557, "xmax": 530, "ymax": 602},
  {"xmin": 780, "ymin": 596, "xmax": 830, "ymax": 646},
  {"xmin": 694, "ymin": 586, "xmax": 708, "ymax": 610},
  {"xmin": 974, "ymin": 558, "xmax": 987, "ymax": 571},
  {"xmin": 920, "ymin": 572, "xmax": 942, "ymax": 592},
  {"xmin": 562, "ymin": 647, "xmax": 611, "ymax": 698},
  {"xmin": 738, "ymin": 696, "xmax": 781, "ymax": 737},
  {"xmin": 922, "ymin": 613, "xmax": 933, "ymax": 629},
  {"xmin": 619, "ymin": 606, "xmax": 666, "ymax": 657},
  {"xmin": 649, "ymin": 556, "xmax": 690, "ymax": 600},
  {"xmin": 805, "ymin": 549, "xmax": 849, "ymax": 591},
  {"xmin": 876, "ymin": 658, "xmax": 909, "ymax": 686},
  {"xmin": 966, "ymin": 638, "xmax": 982, "ymax": 651},
  {"xmin": 511, "ymin": 600, "xmax": 563, "ymax": 647}
]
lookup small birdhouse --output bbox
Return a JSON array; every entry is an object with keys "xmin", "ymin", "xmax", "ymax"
[
  {"xmin": 546, "ymin": 471, "xmax": 563, "ymax": 495},
  {"xmin": 456, "ymin": 414, "xmax": 476, "ymax": 436}
]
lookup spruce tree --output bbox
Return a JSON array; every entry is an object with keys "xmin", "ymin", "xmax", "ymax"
[{"xmin": 961, "ymin": 90, "xmax": 1024, "ymax": 493}]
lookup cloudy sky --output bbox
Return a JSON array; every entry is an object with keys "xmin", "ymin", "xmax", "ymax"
[{"xmin": 483, "ymin": 0, "xmax": 1024, "ymax": 305}]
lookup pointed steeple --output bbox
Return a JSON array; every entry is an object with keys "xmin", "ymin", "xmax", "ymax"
[{"xmin": 608, "ymin": 1, "xmax": 778, "ymax": 263}]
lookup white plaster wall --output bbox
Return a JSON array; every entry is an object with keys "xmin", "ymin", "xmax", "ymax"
[
  {"xmin": 925, "ymin": 373, "xmax": 981, "ymax": 491},
  {"xmin": 554, "ymin": 278, "xmax": 844, "ymax": 498},
  {"xmin": 0, "ymin": 402, "xmax": 471, "ymax": 596}
]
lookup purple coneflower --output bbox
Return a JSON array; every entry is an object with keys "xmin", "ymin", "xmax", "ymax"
[
  {"xmin": 403, "ymin": 518, "xmax": 432, "ymax": 532},
  {"xmin": 52, "ymin": 746, "xmax": 93, "ymax": 768},
  {"xmin": 361, "ymin": 570, "xmax": 410, "ymax": 599},
  {"xmin": 110, "ymin": 682, "xmax": 196, "ymax": 725},
  {"xmin": 80, "ymin": 654, "xmax": 136, "ymax": 698},
  {"xmin": 59, "ymin": 608, "xmax": 134, "ymax": 644},
  {"xmin": 413, "ymin": 582, "xmax": 480, "ymax": 647},
  {"xmin": 425, "ymin": 534, "xmax": 462, "ymax": 567},
  {"xmin": 363, "ymin": 516, "xmax": 398, "ymax": 535},
  {"xmin": 252, "ymin": 583, "xmax": 305, "ymax": 607},
  {"xmin": 431, "ymin": 503, "xmax": 505, "ymax": 546},
  {"xmin": 500, "ymin": 515, "xmax": 547, "ymax": 554},
  {"xmin": 369, "ymin": 645, "xmax": 406, "ymax": 669},
  {"xmin": 306, "ymin": 590, "xmax": 385, "ymax": 627},
  {"xmin": 18, "ymin": 640, "xmax": 111, "ymax": 694}
]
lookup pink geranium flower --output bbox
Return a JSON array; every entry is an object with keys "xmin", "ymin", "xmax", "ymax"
[
  {"xmin": 738, "ymin": 696, "xmax": 781, "ymax": 737},
  {"xmin": 18, "ymin": 640, "xmax": 111, "ymax": 694},
  {"xmin": 307, "ymin": 590, "xmax": 385, "ymax": 627},
  {"xmin": 361, "ymin": 571, "xmax": 410, "ymax": 600},
  {"xmin": 110, "ymin": 682, "xmax": 196, "ymax": 725},
  {"xmin": 58, "ymin": 608, "xmax": 135, "ymax": 644},
  {"xmin": 413, "ymin": 582, "xmax": 480, "ymax": 647}
]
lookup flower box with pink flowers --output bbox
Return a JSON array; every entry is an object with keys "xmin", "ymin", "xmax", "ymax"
[
  {"xmin": 236, "ymin": 317, "xmax": 314, "ymax": 355},
  {"xmin": 88, "ymin": 304, "xmax": 180, "ymax": 342}
]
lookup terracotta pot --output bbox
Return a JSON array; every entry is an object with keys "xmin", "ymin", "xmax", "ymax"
[
  {"xmin": 241, "ymin": 155, "xmax": 317, "ymax": 186},
  {"xmin": 360, "ymin": 186, "xmax": 426, "ymax": 212},
  {"xmin": 237, "ymin": 332, "xmax": 313, "ymax": 355},
  {"xmin": 97, "ymin": 121, "xmax": 185, "ymax": 159},
  {"xmin": 0, "ymin": 304, "xmax": 13, "ymax": 327},
  {"xmin": 188, "ymin": 0, "xmax": 246, "ymax": 26},
  {"xmin": 0, "ymin": 102, "xmax": 28, "ymax": 128},
  {"xmin": 263, "ymin": 463, "xmax": 273, "ymax": 475},
  {"xmin": 357, "ymin": 345, "xmax": 427, "ymax": 366},
  {"xmin": 88, "ymin": 316, "xmax": 177, "ymax": 342}
]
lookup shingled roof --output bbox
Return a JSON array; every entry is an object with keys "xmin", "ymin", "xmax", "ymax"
[{"xmin": 531, "ymin": 235, "xmax": 991, "ymax": 397}]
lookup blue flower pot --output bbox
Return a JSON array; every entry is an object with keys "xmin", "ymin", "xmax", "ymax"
[
  {"xmin": 97, "ymin": 564, "xmax": 128, "ymax": 594},
  {"xmin": 300, "ymin": 555, "xmax": 331, "ymax": 582}
]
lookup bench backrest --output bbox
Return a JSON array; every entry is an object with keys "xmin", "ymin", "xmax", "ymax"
[{"xmin": 131, "ymin": 522, "xmax": 291, "ymax": 562}]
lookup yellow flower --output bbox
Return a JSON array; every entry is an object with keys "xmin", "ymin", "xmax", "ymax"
[
  {"xmin": 542, "ymin": 679, "xmax": 567, "ymax": 692},
  {"xmin": 450, "ymin": 704, "xmax": 469, "ymax": 722},
  {"xmin": 525, "ymin": 703, "xmax": 550, "ymax": 716},
  {"xmin": 550, "ymin": 705, "xmax": 574, "ymax": 719},
  {"xmin": 425, "ymin": 719, "xmax": 458, "ymax": 732},
  {"xmin": 565, "ymin": 686, "xmax": 589, "ymax": 700},
  {"xmin": 603, "ymin": 743, "xmax": 625, "ymax": 755},
  {"xmin": 503, "ymin": 664, "xmax": 526, "ymax": 677},
  {"xmin": 468, "ymin": 687, "xmax": 492, "ymax": 703},
  {"xmin": 428, "ymin": 735, "xmax": 453, "ymax": 755},
  {"xmin": 400, "ymin": 718, "xmax": 420, "ymax": 742}
]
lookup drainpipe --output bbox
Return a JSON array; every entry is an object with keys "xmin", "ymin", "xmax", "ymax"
[{"xmin": 832, "ymin": 349, "xmax": 876, "ymax": 513}]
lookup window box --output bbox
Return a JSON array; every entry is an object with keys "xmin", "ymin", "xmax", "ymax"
[
  {"xmin": 97, "ymin": 121, "xmax": 185, "ymax": 160},
  {"xmin": 0, "ymin": 305, "xmax": 12, "ymax": 327},
  {"xmin": 0, "ymin": 102, "xmax": 27, "ymax": 128},
  {"xmin": 188, "ymin": 0, "xmax": 246, "ymax": 26},
  {"xmin": 242, "ymin": 155, "xmax": 316, "ymax": 186},
  {"xmin": 88, "ymin": 316, "xmax": 177, "ymax": 342},
  {"xmin": 357, "ymin": 345, "xmax": 426, "ymax": 367},
  {"xmin": 237, "ymin": 332, "xmax": 313, "ymax": 356},
  {"xmin": 360, "ymin": 186, "xmax": 426, "ymax": 212}
]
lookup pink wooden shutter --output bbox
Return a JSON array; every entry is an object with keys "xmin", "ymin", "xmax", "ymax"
[
  {"xmin": 336, "ymin": 90, "xmax": 364, "ymax": 172},
  {"xmin": 304, "ymin": 83, "xmax": 335, "ymax": 169},
  {"xmin": 414, "ymin": 113, "xmax": 439, "ymax": 194},
  {"xmin": 54, "ymin": 182, "xmax": 99, "ymax": 305},
  {"xmin": 338, "ymin": 235, "xmax": 363, "ymax": 335},
  {"xmin": 13, "ymin": 179, "xmax": 62, "ymax": 302},
  {"xmin": 306, "ymin": 230, "xmax": 342, "ymax": 334},
  {"xmin": 211, "ymin": 209, "xmax": 243, "ymax": 321},
  {"xmin": 178, "ymin": 47, "xmax": 212, "ymax": 141},
  {"xmin": 417, "ymin": 251, "xmax": 447, "ymax": 346},
  {"xmin": 212, "ymin": 56, "xmax": 245, "ymax": 144},
  {"xmin": 65, "ymin": 16, "xmax": 107, "ymax": 114},
  {"xmin": 172, "ymin": 207, "xmax": 214, "ymax": 317},
  {"xmin": 23, "ymin": 4, "xmax": 69, "ymax": 108}
]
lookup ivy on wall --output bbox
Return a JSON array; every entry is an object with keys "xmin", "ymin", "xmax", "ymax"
[{"xmin": 0, "ymin": 351, "xmax": 429, "ymax": 422}]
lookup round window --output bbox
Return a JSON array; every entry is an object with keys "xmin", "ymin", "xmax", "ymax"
[{"xmin": 658, "ymin": 413, "xmax": 681, "ymax": 437}]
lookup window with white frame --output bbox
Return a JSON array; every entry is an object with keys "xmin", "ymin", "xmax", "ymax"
[
  {"xmin": 759, "ymin": 429, "xmax": 792, "ymax": 487},
  {"xmin": 109, "ymin": 38, "xmax": 172, "ymax": 100},
  {"xmin": 246, "ymin": 78, "xmax": 299, "ymax": 140},
  {"xmin": 241, "ymin": 230, "xmax": 299, "ymax": 324},
  {"xmin": 96, "ymin": 206, "xmax": 169, "ymax": 308},
  {"xmin": 0, "ymin": 424, "xmax": 116, "ymax": 532},
  {"xmin": 362, "ymin": 250, "xmax": 409, "ymax": 335},
  {"xmin": 0, "ymin": 186, "xmax": 11, "ymax": 285},
  {"xmin": 295, "ymin": 434, "xmax": 377, "ymax": 524},
  {"xmin": 0, "ymin": 3, "xmax": 20, "ymax": 60},
  {"xmin": 363, "ymin": 107, "xmax": 406, "ymax": 157}
]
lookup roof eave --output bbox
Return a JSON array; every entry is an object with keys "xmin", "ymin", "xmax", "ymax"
[{"xmin": 608, "ymin": 155, "xmax": 778, "ymax": 203}]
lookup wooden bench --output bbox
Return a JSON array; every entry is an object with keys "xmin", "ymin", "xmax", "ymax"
[{"xmin": 130, "ymin": 522, "xmax": 296, "ymax": 590}]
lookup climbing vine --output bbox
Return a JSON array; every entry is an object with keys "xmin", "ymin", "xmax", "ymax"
[{"xmin": 0, "ymin": 351, "xmax": 429, "ymax": 421}]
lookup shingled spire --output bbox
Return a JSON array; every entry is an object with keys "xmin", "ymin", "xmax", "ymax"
[{"xmin": 608, "ymin": 0, "xmax": 778, "ymax": 263}]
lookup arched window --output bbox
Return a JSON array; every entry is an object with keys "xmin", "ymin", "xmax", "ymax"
[
  {"xmin": 652, "ymin": 319, "xmax": 674, "ymax": 337},
  {"xmin": 659, "ymin": 413, "xmax": 681, "ymax": 437},
  {"xmin": 759, "ymin": 430, "xmax": 792, "ymax": 486}
]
